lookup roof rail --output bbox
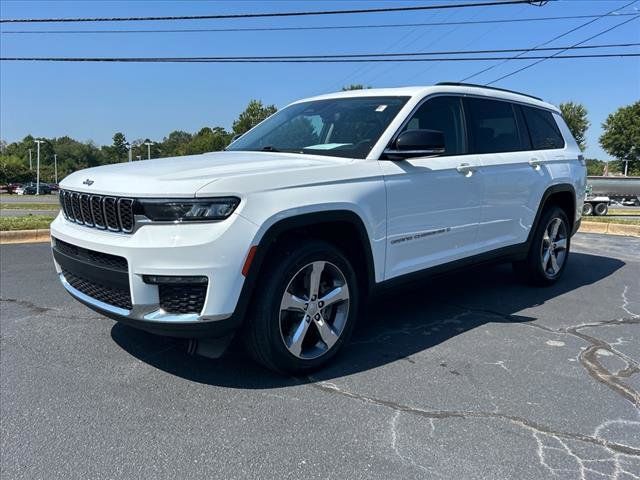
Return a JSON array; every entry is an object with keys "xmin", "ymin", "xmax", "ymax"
[{"xmin": 436, "ymin": 82, "xmax": 543, "ymax": 102}]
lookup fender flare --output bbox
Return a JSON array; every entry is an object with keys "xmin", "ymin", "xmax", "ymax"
[
  {"xmin": 233, "ymin": 210, "xmax": 376, "ymax": 324},
  {"xmin": 527, "ymin": 183, "xmax": 577, "ymax": 245}
]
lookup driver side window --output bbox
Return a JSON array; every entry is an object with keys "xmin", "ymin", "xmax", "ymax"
[{"xmin": 402, "ymin": 96, "xmax": 467, "ymax": 155}]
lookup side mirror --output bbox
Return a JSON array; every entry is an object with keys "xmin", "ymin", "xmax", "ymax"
[{"xmin": 383, "ymin": 129, "xmax": 445, "ymax": 160}]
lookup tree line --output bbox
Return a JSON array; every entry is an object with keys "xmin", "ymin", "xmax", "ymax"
[
  {"xmin": 1, "ymin": 94, "xmax": 638, "ymax": 184},
  {"xmin": 0, "ymin": 99, "xmax": 277, "ymax": 184}
]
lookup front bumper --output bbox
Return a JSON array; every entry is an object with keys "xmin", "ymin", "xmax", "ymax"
[{"xmin": 50, "ymin": 211, "xmax": 259, "ymax": 337}]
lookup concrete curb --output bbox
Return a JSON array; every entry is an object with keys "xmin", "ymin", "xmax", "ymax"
[
  {"xmin": 0, "ymin": 221, "xmax": 638, "ymax": 245},
  {"xmin": 0, "ymin": 229, "xmax": 51, "ymax": 244},
  {"xmin": 579, "ymin": 221, "xmax": 640, "ymax": 237}
]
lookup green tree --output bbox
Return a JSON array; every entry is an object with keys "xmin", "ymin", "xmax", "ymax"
[
  {"xmin": 342, "ymin": 84, "xmax": 370, "ymax": 91},
  {"xmin": 599, "ymin": 101, "xmax": 640, "ymax": 176},
  {"xmin": 559, "ymin": 102, "xmax": 589, "ymax": 151},
  {"xmin": 232, "ymin": 100, "xmax": 277, "ymax": 136}
]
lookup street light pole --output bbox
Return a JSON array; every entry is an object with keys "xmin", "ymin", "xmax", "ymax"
[
  {"xmin": 54, "ymin": 154, "xmax": 58, "ymax": 184},
  {"xmin": 144, "ymin": 141, "xmax": 153, "ymax": 160},
  {"xmin": 34, "ymin": 140, "xmax": 44, "ymax": 195}
]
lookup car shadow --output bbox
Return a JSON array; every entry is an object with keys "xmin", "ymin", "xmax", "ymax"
[{"xmin": 111, "ymin": 251, "xmax": 624, "ymax": 388}]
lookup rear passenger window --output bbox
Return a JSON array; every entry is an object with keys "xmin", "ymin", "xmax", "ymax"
[
  {"xmin": 465, "ymin": 97, "xmax": 525, "ymax": 154},
  {"xmin": 401, "ymin": 96, "xmax": 466, "ymax": 155},
  {"xmin": 522, "ymin": 106, "xmax": 565, "ymax": 150}
]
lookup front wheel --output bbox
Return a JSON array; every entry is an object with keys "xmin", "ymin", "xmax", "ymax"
[
  {"xmin": 243, "ymin": 240, "xmax": 359, "ymax": 373},
  {"xmin": 514, "ymin": 206, "xmax": 570, "ymax": 286}
]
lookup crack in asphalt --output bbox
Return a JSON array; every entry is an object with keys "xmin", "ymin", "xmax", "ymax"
[
  {"xmin": 442, "ymin": 299, "xmax": 640, "ymax": 409},
  {"xmin": 307, "ymin": 378, "xmax": 640, "ymax": 457},
  {"xmin": 308, "ymin": 377, "xmax": 640, "ymax": 479}
]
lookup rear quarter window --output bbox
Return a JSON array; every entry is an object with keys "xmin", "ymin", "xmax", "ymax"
[{"xmin": 522, "ymin": 106, "xmax": 565, "ymax": 150}]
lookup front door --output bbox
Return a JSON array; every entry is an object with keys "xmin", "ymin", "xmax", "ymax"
[{"xmin": 380, "ymin": 95, "xmax": 484, "ymax": 280}]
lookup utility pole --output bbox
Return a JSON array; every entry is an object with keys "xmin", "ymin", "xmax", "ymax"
[
  {"xmin": 28, "ymin": 149, "xmax": 32, "ymax": 170},
  {"xmin": 126, "ymin": 142, "xmax": 132, "ymax": 163},
  {"xmin": 54, "ymin": 154, "xmax": 58, "ymax": 184},
  {"xmin": 144, "ymin": 141, "xmax": 153, "ymax": 160},
  {"xmin": 34, "ymin": 140, "xmax": 44, "ymax": 195},
  {"xmin": 624, "ymin": 160, "xmax": 629, "ymax": 177}
]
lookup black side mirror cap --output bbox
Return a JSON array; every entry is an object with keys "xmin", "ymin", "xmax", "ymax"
[{"xmin": 383, "ymin": 129, "xmax": 446, "ymax": 160}]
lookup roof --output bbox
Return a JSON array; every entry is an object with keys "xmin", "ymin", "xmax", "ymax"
[{"xmin": 295, "ymin": 84, "xmax": 559, "ymax": 112}]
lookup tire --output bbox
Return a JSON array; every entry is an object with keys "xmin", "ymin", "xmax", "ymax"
[
  {"xmin": 582, "ymin": 203, "xmax": 593, "ymax": 216},
  {"xmin": 594, "ymin": 202, "xmax": 608, "ymax": 216},
  {"xmin": 513, "ymin": 206, "xmax": 570, "ymax": 286},
  {"xmin": 243, "ymin": 239, "xmax": 359, "ymax": 374}
]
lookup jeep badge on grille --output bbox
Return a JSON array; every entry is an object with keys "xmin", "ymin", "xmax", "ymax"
[{"xmin": 83, "ymin": 179, "xmax": 94, "ymax": 186}]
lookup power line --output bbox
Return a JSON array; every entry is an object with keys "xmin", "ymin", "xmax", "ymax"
[
  {"xmin": 1, "ymin": 43, "xmax": 635, "ymax": 63},
  {"xmin": 2, "ymin": 53, "xmax": 637, "ymax": 63},
  {"xmin": 460, "ymin": 0, "xmax": 638, "ymax": 82},
  {"xmin": 0, "ymin": 1, "xmax": 536, "ymax": 24},
  {"xmin": 4, "ymin": 13, "xmax": 632, "ymax": 35},
  {"xmin": 488, "ymin": 13, "xmax": 640, "ymax": 84}
]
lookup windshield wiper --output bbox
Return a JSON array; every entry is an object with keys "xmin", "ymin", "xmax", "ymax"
[{"xmin": 259, "ymin": 145, "xmax": 280, "ymax": 152}]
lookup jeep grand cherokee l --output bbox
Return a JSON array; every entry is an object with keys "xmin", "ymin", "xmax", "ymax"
[{"xmin": 51, "ymin": 82, "xmax": 586, "ymax": 373}]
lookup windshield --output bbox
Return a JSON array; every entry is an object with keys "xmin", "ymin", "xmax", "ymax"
[{"xmin": 226, "ymin": 96, "xmax": 409, "ymax": 159}]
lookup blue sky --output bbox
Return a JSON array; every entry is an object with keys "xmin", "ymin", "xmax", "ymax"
[{"xmin": 1, "ymin": 0, "xmax": 639, "ymax": 160}]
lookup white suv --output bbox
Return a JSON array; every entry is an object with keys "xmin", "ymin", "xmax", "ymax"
[{"xmin": 51, "ymin": 83, "xmax": 586, "ymax": 373}]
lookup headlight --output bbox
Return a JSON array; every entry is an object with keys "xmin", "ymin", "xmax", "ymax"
[{"xmin": 137, "ymin": 197, "xmax": 240, "ymax": 222}]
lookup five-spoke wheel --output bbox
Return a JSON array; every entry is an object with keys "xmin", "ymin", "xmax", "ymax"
[
  {"xmin": 279, "ymin": 261, "xmax": 350, "ymax": 359},
  {"xmin": 244, "ymin": 240, "xmax": 358, "ymax": 373}
]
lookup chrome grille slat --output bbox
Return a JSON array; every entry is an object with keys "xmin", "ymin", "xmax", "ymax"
[{"xmin": 60, "ymin": 190, "xmax": 135, "ymax": 234}]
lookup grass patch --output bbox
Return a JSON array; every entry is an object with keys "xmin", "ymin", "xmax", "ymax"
[
  {"xmin": 584, "ymin": 217, "xmax": 640, "ymax": 226},
  {"xmin": 608, "ymin": 209, "xmax": 640, "ymax": 216},
  {"xmin": 0, "ymin": 202, "xmax": 60, "ymax": 211},
  {"xmin": 0, "ymin": 215, "xmax": 53, "ymax": 231}
]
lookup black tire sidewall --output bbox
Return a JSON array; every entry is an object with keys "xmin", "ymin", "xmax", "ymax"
[
  {"xmin": 527, "ymin": 206, "xmax": 571, "ymax": 285},
  {"xmin": 248, "ymin": 240, "xmax": 360, "ymax": 373}
]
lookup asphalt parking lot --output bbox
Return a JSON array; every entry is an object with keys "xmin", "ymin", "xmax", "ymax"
[{"xmin": 1, "ymin": 233, "xmax": 639, "ymax": 479}]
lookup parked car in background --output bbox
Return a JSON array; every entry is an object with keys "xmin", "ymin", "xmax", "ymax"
[
  {"xmin": 16, "ymin": 183, "xmax": 52, "ymax": 195},
  {"xmin": 51, "ymin": 82, "xmax": 586, "ymax": 373},
  {"xmin": 48, "ymin": 183, "xmax": 60, "ymax": 192},
  {"xmin": 2, "ymin": 183, "xmax": 23, "ymax": 194}
]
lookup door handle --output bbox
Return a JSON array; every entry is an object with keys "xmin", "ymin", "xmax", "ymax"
[
  {"xmin": 529, "ymin": 158, "xmax": 543, "ymax": 169},
  {"xmin": 456, "ymin": 163, "xmax": 476, "ymax": 175}
]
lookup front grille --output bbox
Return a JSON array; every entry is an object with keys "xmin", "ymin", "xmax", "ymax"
[
  {"xmin": 159, "ymin": 284, "xmax": 208, "ymax": 315},
  {"xmin": 62, "ymin": 269, "xmax": 132, "ymax": 310},
  {"xmin": 60, "ymin": 190, "xmax": 135, "ymax": 233},
  {"xmin": 54, "ymin": 238, "xmax": 128, "ymax": 272}
]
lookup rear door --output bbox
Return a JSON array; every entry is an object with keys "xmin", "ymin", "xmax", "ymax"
[
  {"xmin": 380, "ymin": 95, "xmax": 484, "ymax": 279},
  {"xmin": 465, "ymin": 97, "xmax": 550, "ymax": 249}
]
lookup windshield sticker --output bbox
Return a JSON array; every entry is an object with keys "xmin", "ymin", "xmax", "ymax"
[{"xmin": 375, "ymin": 105, "xmax": 388, "ymax": 112}]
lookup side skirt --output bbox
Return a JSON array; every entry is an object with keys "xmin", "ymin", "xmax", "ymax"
[{"xmin": 373, "ymin": 242, "xmax": 529, "ymax": 292}]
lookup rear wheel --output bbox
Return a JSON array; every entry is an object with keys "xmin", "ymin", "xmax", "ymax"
[
  {"xmin": 243, "ymin": 240, "xmax": 359, "ymax": 373},
  {"xmin": 582, "ymin": 202, "xmax": 593, "ymax": 216},
  {"xmin": 594, "ymin": 202, "xmax": 608, "ymax": 216},
  {"xmin": 514, "ymin": 206, "xmax": 570, "ymax": 286}
]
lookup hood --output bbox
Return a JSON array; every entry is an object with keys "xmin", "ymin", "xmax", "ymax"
[{"xmin": 60, "ymin": 151, "xmax": 351, "ymax": 197}]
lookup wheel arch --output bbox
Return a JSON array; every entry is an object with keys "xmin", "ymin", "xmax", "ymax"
[
  {"xmin": 528, "ymin": 183, "xmax": 577, "ymax": 244},
  {"xmin": 233, "ymin": 209, "xmax": 377, "ymax": 324}
]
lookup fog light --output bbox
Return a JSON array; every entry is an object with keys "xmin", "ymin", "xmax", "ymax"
[{"xmin": 143, "ymin": 275, "xmax": 208, "ymax": 285}]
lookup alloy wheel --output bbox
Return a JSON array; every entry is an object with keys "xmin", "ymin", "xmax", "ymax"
[
  {"xmin": 279, "ymin": 261, "xmax": 350, "ymax": 360},
  {"xmin": 540, "ymin": 217, "xmax": 568, "ymax": 278}
]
